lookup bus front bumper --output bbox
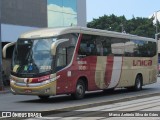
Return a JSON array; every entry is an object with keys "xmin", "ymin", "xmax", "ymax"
[{"xmin": 10, "ymin": 80, "xmax": 57, "ymax": 96}]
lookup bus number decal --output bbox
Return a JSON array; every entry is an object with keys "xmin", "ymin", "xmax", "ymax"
[
  {"xmin": 79, "ymin": 66, "xmax": 87, "ymax": 70},
  {"xmin": 133, "ymin": 60, "xmax": 152, "ymax": 66},
  {"xmin": 78, "ymin": 61, "xmax": 87, "ymax": 65},
  {"xmin": 40, "ymin": 66, "xmax": 51, "ymax": 70}
]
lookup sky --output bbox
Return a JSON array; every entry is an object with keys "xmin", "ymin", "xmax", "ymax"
[
  {"xmin": 48, "ymin": 4, "xmax": 77, "ymax": 27},
  {"xmin": 48, "ymin": 0, "xmax": 77, "ymax": 12},
  {"xmin": 87, "ymin": 0, "xmax": 160, "ymax": 22},
  {"xmin": 47, "ymin": 0, "xmax": 77, "ymax": 27}
]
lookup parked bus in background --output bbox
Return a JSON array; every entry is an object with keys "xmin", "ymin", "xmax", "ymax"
[{"xmin": 3, "ymin": 27, "xmax": 157, "ymax": 100}]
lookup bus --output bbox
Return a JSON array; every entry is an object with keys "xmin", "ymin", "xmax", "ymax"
[{"xmin": 3, "ymin": 27, "xmax": 157, "ymax": 99}]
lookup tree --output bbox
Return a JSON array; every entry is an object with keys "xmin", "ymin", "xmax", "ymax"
[{"xmin": 87, "ymin": 14, "xmax": 160, "ymax": 38}]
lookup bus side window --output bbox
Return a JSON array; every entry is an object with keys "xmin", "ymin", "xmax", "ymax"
[
  {"xmin": 78, "ymin": 43, "xmax": 87, "ymax": 55},
  {"xmin": 101, "ymin": 37, "xmax": 112, "ymax": 56},
  {"xmin": 78, "ymin": 34, "xmax": 97, "ymax": 57},
  {"xmin": 103, "ymin": 48, "xmax": 108, "ymax": 55},
  {"xmin": 96, "ymin": 40, "xmax": 103, "ymax": 56}
]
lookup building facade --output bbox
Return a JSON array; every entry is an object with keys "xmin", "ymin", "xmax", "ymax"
[
  {"xmin": 1, "ymin": 0, "xmax": 86, "ymax": 42},
  {"xmin": 47, "ymin": 0, "xmax": 86, "ymax": 27},
  {"xmin": 1, "ymin": 0, "xmax": 47, "ymax": 43}
]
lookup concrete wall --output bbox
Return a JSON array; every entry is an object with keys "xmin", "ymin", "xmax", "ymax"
[
  {"xmin": 1, "ymin": 0, "xmax": 47, "ymax": 27},
  {"xmin": 77, "ymin": 0, "xmax": 86, "ymax": 27},
  {"xmin": 1, "ymin": 24, "xmax": 38, "ymax": 42}
]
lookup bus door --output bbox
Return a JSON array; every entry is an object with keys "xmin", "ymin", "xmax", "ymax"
[
  {"xmin": 51, "ymin": 39, "xmax": 70, "ymax": 94},
  {"xmin": 77, "ymin": 34, "xmax": 97, "ymax": 90},
  {"xmin": 54, "ymin": 34, "xmax": 78, "ymax": 94}
]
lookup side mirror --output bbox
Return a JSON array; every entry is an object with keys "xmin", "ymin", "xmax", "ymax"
[
  {"xmin": 51, "ymin": 42, "xmax": 56, "ymax": 56},
  {"xmin": 3, "ymin": 42, "xmax": 16, "ymax": 58}
]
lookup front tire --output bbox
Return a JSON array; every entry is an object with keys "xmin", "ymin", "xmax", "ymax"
[
  {"xmin": 72, "ymin": 80, "xmax": 85, "ymax": 99},
  {"xmin": 38, "ymin": 95, "xmax": 50, "ymax": 100}
]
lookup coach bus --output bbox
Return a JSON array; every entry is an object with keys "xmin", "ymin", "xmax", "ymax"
[{"xmin": 3, "ymin": 27, "xmax": 157, "ymax": 99}]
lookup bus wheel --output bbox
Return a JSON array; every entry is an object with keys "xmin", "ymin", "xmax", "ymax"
[
  {"xmin": 72, "ymin": 80, "xmax": 85, "ymax": 99},
  {"xmin": 134, "ymin": 75, "xmax": 142, "ymax": 91},
  {"xmin": 38, "ymin": 95, "xmax": 50, "ymax": 100}
]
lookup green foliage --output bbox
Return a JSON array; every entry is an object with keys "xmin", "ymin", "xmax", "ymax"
[{"xmin": 87, "ymin": 14, "xmax": 160, "ymax": 38}]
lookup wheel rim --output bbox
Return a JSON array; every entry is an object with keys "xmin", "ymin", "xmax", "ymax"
[
  {"xmin": 136, "ymin": 77, "xmax": 141, "ymax": 89},
  {"xmin": 77, "ymin": 84, "xmax": 84, "ymax": 96}
]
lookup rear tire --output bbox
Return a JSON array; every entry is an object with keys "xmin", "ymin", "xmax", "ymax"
[
  {"xmin": 72, "ymin": 80, "xmax": 85, "ymax": 99},
  {"xmin": 134, "ymin": 75, "xmax": 142, "ymax": 91},
  {"xmin": 38, "ymin": 95, "xmax": 50, "ymax": 100}
]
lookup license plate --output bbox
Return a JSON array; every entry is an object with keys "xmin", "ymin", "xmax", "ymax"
[{"xmin": 24, "ymin": 89, "xmax": 32, "ymax": 93}]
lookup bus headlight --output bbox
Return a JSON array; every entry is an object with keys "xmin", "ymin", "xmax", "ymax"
[
  {"xmin": 10, "ymin": 79, "xmax": 16, "ymax": 84},
  {"xmin": 41, "ymin": 76, "xmax": 60, "ymax": 85},
  {"xmin": 42, "ymin": 79, "xmax": 51, "ymax": 85}
]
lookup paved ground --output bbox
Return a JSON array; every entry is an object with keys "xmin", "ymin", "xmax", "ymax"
[
  {"xmin": 1, "ymin": 77, "xmax": 160, "ymax": 120},
  {"xmin": 33, "ymin": 94, "xmax": 160, "ymax": 120},
  {"xmin": 0, "ymin": 79, "xmax": 160, "ymax": 112}
]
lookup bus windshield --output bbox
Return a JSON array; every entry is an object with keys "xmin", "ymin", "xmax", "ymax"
[
  {"xmin": 12, "ymin": 33, "xmax": 79, "ymax": 77},
  {"xmin": 12, "ymin": 38, "xmax": 56, "ymax": 76}
]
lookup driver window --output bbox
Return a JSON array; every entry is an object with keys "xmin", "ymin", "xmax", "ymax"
[
  {"xmin": 56, "ymin": 47, "xmax": 67, "ymax": 69},
  {"xmin": 56, "ymin": 33, "xmax": 78, "ymax": 71}
]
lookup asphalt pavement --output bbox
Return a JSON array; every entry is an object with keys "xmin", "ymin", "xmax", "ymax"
[
  {"xmin": 0, "ymin": 77, "xmax": 160, "ymax": 119},
  {"xmin": 0, "ymin": 77, "xmax": 159, "ymax": 112}
]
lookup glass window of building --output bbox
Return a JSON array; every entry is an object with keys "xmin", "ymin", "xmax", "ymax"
[{"xmin": 47, "ymin": 0, "xmax": 77, "ymax": 27}]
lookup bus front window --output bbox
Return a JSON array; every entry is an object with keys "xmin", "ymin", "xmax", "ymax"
[
  {"xmin": 12, "ymin": 33, "xmax": 78, "ymax": 77},
  {"xmin": 12, "ymin": 38, "xmax": 56, "ymax": 76}
]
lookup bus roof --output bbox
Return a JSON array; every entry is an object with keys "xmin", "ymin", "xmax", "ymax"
[{"xmin": 20, "ymin": 26, "xmax": 156, "ymax": 42}]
